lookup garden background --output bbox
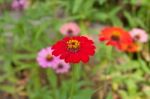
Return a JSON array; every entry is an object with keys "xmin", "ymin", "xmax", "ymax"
[{"xmin": 0, "ymin": 0, "xmax": 150, "ymax": 99}]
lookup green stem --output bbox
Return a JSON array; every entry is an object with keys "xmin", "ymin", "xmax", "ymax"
[
  {"xmin": 69, "ymin": 65, "xmax": 76, "ymax": 99},
  {"xmin": 69, "ymin": 83, "xmax": 74, "ymax": 99}
]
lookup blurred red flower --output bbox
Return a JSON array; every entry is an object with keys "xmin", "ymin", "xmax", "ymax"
[
  {"xmin": 52, "ymin": 36, "xmax": 95, "ymax": 63},
  {"xmin": 99, "ymin": 27, "xmax": 132, "ymax": 49},
  {"xmin": 120, "ymin": 42, "xmax": 140, "ymax": 53}
]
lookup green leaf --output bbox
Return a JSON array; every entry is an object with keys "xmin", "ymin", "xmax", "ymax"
[
  {"xmin": 72, "ymin": 0, "xmax": 83, "ymax": 14},
  {"xmin": 0, "ymin": 85, "xmax": 16, "ymax": 94},
  {"xmin": 111, "ymin": 16, "xmax": 123, "ymax": 26},
  {"xmin": 109, "ymin": 7, "xmax": 122, "ymax": 16},
  {"xmin": 106, "ymin": 91, "xmax": 113, "ymax": 99},
  {"xmin": 35, "ymin": 21, "xmax": 50, "ymax": 40},
  {"xmin": 124, "ymin": 11, "xmax": 136, "ymax": 27},
  {"xmin": 46, "ymin": 69, "xmax": 57, "ymax": 88},
  {"xmin": 139, "ymin": 59, "xmax": 150, "ymax": 74},
  {"xmin": 98, "ymin": 0, "xmax": 107, "ymax": 5},
  {"xmin": 93, "ymin": 12, "xmax": 108, "ymax": 22},
  {"xmin": 126, "ymin": 79, "xmax": 137, "ymax": 95},
  {"xmin": 72, "ymin": 89, "xmax": 94, "ymax": 99}
]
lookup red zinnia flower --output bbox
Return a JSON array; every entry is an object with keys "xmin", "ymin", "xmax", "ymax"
[
  {"xmin": 99, "ymin": 27, "xmax": 132, "ymax": 49},
  {"xmin": 52, "ymin": 36, "xmax": 95, "ymax": 63}
]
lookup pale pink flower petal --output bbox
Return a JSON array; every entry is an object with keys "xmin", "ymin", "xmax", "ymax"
[
  {"xmin": 129, "ymin": 28, "xmax": 148, "ymax": 43},
  {"xmin": 11, "ymin": 0, "xmax": 28, "ymax": 11},
  {"xmin": 36, "ymin": 47, "xmax": 60, "ymax": 69},
  {"xmin": 60, "ymin": 22, "xmax": 80, "ymax": 36},
  {"xmin": 37, "ymin": 49, "xmax": 48, "ymax": 57},
  {"xmin": 53, "ymin": 60, "xmax": 70, "ymax": 74}
]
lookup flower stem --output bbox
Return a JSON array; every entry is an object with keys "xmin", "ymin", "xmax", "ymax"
[{"xmin": 69, "ymin": 65, "xmax": 76, "ymax": 99}]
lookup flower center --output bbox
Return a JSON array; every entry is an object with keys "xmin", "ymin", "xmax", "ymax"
[
  {"xmin": 111, "ymin": 31, "xmax": 120, "ymax": 41},
  {"xmin": 57, "ymin": 64, "xmax": 63, "ymax": 69},
  {"xmin": 134, "ymin": 34, "xmax": 140, "ymax": 40},
  {"xmin": 46, "ymin": 54, "xmax": 53, "ymax": 61},
  {"xmin": 67, "ymin": 29, "xmax": 73, "ymax": 35},
  {"xmin": 127, "ymin": 45, "xmax": 133, "ymax": 50},
  {"xmin": 67, "ymin": 39, "xmax": 80, "ymax": 52}
]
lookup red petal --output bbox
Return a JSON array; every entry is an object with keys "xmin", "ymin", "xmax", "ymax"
[
  {"xmin": 52, "ymin": 41, "xmax": 61, "ymax": 49},
  {"xmin": 99, "ymin": 37, "xmax": 107, "ymax": 41},
  {"xmin": 81, "ymin": 54, "xmax": 89, "ymax": 63},
  {"xmin": 65, "ymin": 53, "xmax": 72, "ymax": 63},
  {"xmin": 80, "ymin": 44, "xmax": 95, "ymax": 56},
  {"xmin": 106, "ymin": 41, "xmax": 120, "ymax": 48},
  {"xmin": 52, "ymin": 48, "xmax": 66, "ymax": 56},
  {"xmin": 71, "ymin": 53, "xmax": 80, "ymax": 63},
  {"xmin": 60, "ymin": 51, "xmax": 69, "ymax": 59}
]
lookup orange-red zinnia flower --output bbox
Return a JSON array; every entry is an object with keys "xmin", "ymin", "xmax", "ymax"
[
  {"xmin": 120, "ymin": 42, "xmax": 140, "ymax": 53},
  {"xmin": 52, "ymin": 36, "xmax": 95, "ymax": 63},
  {"xmin": 99, "ymin": 27, "xmax": 132, "ymax": 49}
]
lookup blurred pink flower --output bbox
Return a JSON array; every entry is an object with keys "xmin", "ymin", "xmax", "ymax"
[
  {"xmin": 11, "ymin": 0, "xmax": 28, "ymax": 11},
  {"xmin": 53, "ymin": 60, "xmax": 70, "ymax": 74},
  {"xmin": 36, "ymin": 47, "xmax": 60, "ymax": 68},
  {"xmin": 60, "ymin": 22, "xmax": 80, "ymax": 36},
  {"xmin": 129, "ymin": 28, "xmax": 148, "ymax": 43}
]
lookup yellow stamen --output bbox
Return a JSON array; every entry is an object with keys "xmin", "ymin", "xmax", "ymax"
[
  {"xmin": 67, "ymin": 39, "xmax": 80, "ymax": 52},
  {"xmin": 112, "ymin": 31, "xmax": 120, "ymax": 36},
  {"xmin": 111, "ymin": 31, "xmax": 121, "ymax": 41}
]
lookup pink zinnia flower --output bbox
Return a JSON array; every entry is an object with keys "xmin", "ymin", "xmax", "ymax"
[
  {"xmin": 129, "ymin": 28, "xmax": 148, "ymax": 43},
  {"xmin": 60, "ymin": 22, "xmax": 80, "ymax": 36},
  {"xmin": 36, "ymin": 47, "xmax": 60, "ymax": 68},
  {"xmin": 11, "ymin": 0, "xmax": 28, "ymax": 11},
  {"xmin": 53, "ymin": 60, "xmax": 70, "ymax": 74}
]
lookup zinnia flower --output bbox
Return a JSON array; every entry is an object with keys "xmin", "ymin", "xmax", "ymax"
[
  {"xmin": 99, "ymin": 27, "xmax": 132, "ymax": 49},
  {"xmin": 36, "ymin": 47, "xmax": 60, "ymax": 68},
  {"xmin": 52, "ymin": 36, "xmax": 95, "ymax": 63},
  {"xmin": 53, "ymin": 60, "xmax": 70, "ymax": 74},
  {"xmin": 11, "ymin": 0, "xmax": 28, "ymax": 11},
  {"xmin": 60, "ymin": 22, "xmax": 80, "ymax": 36},
  {"xmin": 120, "ymin": 42, "xmax": 140, "ymax": 53},
  {"xmin": 129, "ymin": 28, "xmax": 148, "ymax": 43}
]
